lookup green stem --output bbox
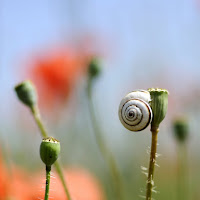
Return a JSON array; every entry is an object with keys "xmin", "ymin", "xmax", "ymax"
[
  {"xmin": 54, "ymin": 160, "xmax": 71, "ymax": 200},
  {"xmin": 31, "ymin": 106, "xmax": 48, "ymax": 138},
  {"xmin": 177, "ymin": 142, "xmax": 188, "ymax": 200},
  {"xmin": 31, "ymin": 106, "xmax": 71, "ymax": 200},
  {"xmin": 45, "ymin": 165, "xmax": 51, "ymax": 200},
  {"xmin": 146, "ymin": 126, "xmax": 159, "ymax": 200},
  {"xmin": 87, "ymin": 80, "xmax": 123, "ymax": 200}
]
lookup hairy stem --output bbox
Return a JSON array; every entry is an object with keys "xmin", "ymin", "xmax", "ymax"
[
  {"xmin": 31, "ymin": 106, "xmax": 71, "ymax": 200},
  {"xmin": 45, "ymin": 166, "xmax": 51, "ymax": 200},
  {"xmin": 146, "ymin": 126, "xmax": 159, "ymax": 200},
  {"xmin": 87, "ymin": 81, "xmax": 123, "ymax": 200}
]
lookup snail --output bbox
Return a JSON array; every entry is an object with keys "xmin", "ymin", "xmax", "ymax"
[{"xmin": 118, "ymin": 90, "xmax": 153, "ymax": 131}]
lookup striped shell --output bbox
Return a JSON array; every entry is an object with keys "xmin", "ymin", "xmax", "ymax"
[{"xmin": 118, "ymin": 90, "xmax": 153, "ymax": 131}]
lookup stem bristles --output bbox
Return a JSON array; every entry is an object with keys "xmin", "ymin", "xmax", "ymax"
[{"xmin": 146, "ymin": 127, "xmax": 159, "ymax": 200}]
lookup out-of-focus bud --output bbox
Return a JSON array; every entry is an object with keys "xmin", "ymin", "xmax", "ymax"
[
  {"xmin": 88, "ymin": 57, "xmax": 101, "ymax": 80},
  {"xmin": 40, "ymin": 137, "xmax": 60, "ymax": 167},
  {"xmin": 173, "ymin": 117, "xmax": 189, "ymax": 142},
  {"xmin": 14, "ymin": 80, "xmax": 37, "ymax": 108},
  {"xmin": 148, "ymin": 88, "xmax": 169, "ymax": 129}
]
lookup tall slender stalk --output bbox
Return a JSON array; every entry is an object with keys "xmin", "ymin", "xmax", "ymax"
[
  {"xmin": 87, "ymin": 80, "xmax": 123, "ymax": 200},
  {"xmin": 146, "ymin": 126, "xmax": 159, "ymax": 200},
  {"xmin": 145, "ymin": 88, "xmax": 168, "ymax": 200},
  {"xmin": 31, "ymin": 106, "xmax": 71, "ymax": 200},
  {"xmin": 31, "ymin": 106, "xmax": 48, "ymax": 138},
  {"xmin": 173, "ymin": 116, "xmax": 189, "ymax": 200},
  {"xmin": 54, "ymin": 160, "xmax": 71, "ymax": 199},
  {"xmin": 45, "ymin": 166, "xmax": 51, "ymax": 200},
  {"xmin": 177, "ymin": 142, "xmax": 188, "ymax": 200},
  {"xmin": 14, "ymin": 81, "xmax": 71, "ymax": 199}
]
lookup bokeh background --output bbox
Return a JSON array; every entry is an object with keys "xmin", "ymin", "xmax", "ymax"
[{"xmin": 1, "ymin": 0, "xmax": 200, "ymax": 199}]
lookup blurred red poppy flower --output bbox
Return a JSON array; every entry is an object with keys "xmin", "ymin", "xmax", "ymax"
[
  {"xmin": 7, "ymin": 167, "xmax": 33, "ymax": 200},
  {"xmin": 0, "ymin": 152, "xmax": 9, "ymax": 198},
  {"xmin": 34, "ymin": 167, "xmax": 105, "ymax": 200},
  {"xmin": 27, "ymin": 48, "xmax": 90, "ymax": 112},
  {"xmin": 0, "ymin": 162, "xmax": 34, "ymax": 200}
]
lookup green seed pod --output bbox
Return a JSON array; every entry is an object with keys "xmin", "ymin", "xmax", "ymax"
[
  {"xmin": 88, "ymin": 57, "xmax": 101, "ymax": 79},
  {"xmin": 14, "ymin": 80, "xmax": 37, "ymax": 108},
  {"xmin": 40, "ymin": 137, "xmax": 60, "ymax": 166},
  {"xmin": 173, "ymin": 117, "xmax": 189, "ymax": 142},
  {"xmin": 148, "ymin": 88, "xmax": 169, "ymax": 129}
]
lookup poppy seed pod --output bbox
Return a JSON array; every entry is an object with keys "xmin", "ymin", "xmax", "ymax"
[
  {"xmin": 40, "ymin": 137, "xmax": 60, "ymax": 167},
  {"xmin": 88, "ymin": 57, "xmax": 101, "ymax": 79},
  {"xmin": 148, "ymin": 88, "xmax": 169, "ymax": 129},
  {"xmin": 173, "ymin": 117, "xmax": 189, "ymax": 142},
  {"xmin": 15, "ymin": 80, "xmax": 37, "ymax": 108}
]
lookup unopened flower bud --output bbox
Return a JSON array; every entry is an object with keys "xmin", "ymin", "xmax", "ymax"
[
  {"xmin": 40, "ymin": 137, "xmax": 60, "ymax": 166},
  {"xmin": 14, "ymin": 80, "xmax": 37, "ymax": 108},
  {"xmin": 88, "ymin": 57, "xmax": 101, "ymax": 79},
  {"xmin": 148, "ymin": 88, "xmax": 169, "ymax": 129},
  {"xmin": 173, "ymin": 117, "xmax": 188, "ymax": 142}
]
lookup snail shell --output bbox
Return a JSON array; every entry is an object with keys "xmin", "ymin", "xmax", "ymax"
[{"xmin": 118, "ymin": 90, "xmax": 153, "ymax": 131}]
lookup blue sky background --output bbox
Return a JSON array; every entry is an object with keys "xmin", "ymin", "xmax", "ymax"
[{"xmin": 1, "ymin": 0, "xmax": 200, "ymax": 145}]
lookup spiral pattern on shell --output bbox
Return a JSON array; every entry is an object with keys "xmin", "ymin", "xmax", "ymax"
[{"xmin": 118, "ymin": 90, "xmax": 153, "ymax": 131}]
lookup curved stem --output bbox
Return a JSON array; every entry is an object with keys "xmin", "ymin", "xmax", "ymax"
[
  {"xmin": 87, "ymin": 80, "xmax": 123, "ymax": 200},
  {"xmin": 31, "ymin": 106, "xmax": 48, "ymax": 138},
  {"xmin": 146, "ymin": 126, "xmax": 159, "ymax": 200},
  {"xmin": 45, "ymin": 166, "xmax": 51, "ymax": 200},
  {"xmin": 31, "ymin": 106, "xmax": 71, "ymax": 200},
  {"xmin": 54, "ymin": 160, "xmax": 71, "ymax": 200}
]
